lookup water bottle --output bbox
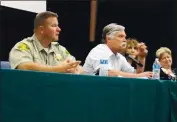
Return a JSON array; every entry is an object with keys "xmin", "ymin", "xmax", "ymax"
[
  {"xmin": 152, "ymin": 58, "xmax": 161, "ymax": 79},
  {"xmin": 99, "ymin": 59, "xmax": 109, "ymax": 76}
]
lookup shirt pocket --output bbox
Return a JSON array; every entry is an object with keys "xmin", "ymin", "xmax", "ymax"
[
  {"xmin": 52, "ymin": 53, "xmax": 64, "ymax": 65},
  {"xmin": 33, "ymin": 54, "xmax": 45, "ymax": 64}
]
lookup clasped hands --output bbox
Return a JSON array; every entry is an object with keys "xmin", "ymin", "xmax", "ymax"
[{"xmin": 58, "ymin": 57, "xmax": 84, "ymax": 74}]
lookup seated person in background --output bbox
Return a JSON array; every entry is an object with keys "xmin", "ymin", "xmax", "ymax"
[
  {"xmin": 9, "ymin": 11, "xmax": 83, "ymax": 74},
  {"xmin": 83, "ymin": 23, "xmax": 152, "ymax": 78},
  {"xmin": 156, "ymin": 47, "xmax": 176, "ymax": 81},
  {"xmin": 125, "ymin": 38, "xmax": 148, "ymax": 70}
]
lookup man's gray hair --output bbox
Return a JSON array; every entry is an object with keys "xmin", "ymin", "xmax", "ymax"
[{"xmin": 102, "ymin": 23, "xmax": 125, "ymax": 43}]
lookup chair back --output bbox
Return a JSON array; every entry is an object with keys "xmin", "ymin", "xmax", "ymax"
[{"xmin": 0, "ymin": 61, "xmax": 11, "ymax": 69}]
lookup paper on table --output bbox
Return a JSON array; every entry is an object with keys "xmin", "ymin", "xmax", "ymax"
[{"xmin": 117, "ymin": 75, "xmax": 149, "ymax": 79}]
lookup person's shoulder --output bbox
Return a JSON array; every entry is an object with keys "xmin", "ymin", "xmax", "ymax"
[
  {"xmin": 12, "ymin": 36, "xmax": 34, "ymax": 50},
  {"xmin": 51, "ymin": 42, "xmax": 71, "ymax": 54},
  {"xmin": 90, "ymin": 44, "xmax": 106, "ymax": 53},
  {"xmin": 86, "ymin": 44, "xmax": 108, "ymax": 60},
  {"xmin": 51, "ymin": 42, "xmax": 66, "ymax": 50},
  {"xmin": 94, "ymin": 44, "xmax": 106, "ymax": 49}
]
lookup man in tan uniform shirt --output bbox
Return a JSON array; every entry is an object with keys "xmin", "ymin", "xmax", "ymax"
[{"xmin": 9, "ymin": 11, "xmax": 82, "ymax": 74}]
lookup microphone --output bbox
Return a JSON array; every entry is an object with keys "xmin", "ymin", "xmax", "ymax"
[{"xmin": 124, "ymin": 53, "xmax": 143, "ymax": 67}]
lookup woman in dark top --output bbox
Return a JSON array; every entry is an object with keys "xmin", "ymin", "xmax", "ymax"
[
  {"xmin": 156, "ymin": 47, "xmax": 176, "ymax": 81},
  {"xmin": 125, "ymin": 38, "xmax": 148, "ymax": 71}
]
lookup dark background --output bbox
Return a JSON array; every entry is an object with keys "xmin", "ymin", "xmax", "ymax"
[{"xmin": 0, "ymin": 0, "xmax": 176, "ymax": 71}]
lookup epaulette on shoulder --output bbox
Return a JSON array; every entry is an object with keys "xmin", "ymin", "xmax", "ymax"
[{"xmin": 26, "ymin": 37, "xmax": 34, "ymax": 42}]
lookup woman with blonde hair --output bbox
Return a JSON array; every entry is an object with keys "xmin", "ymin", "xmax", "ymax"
[
  {"xmin": 126, "ymin": 38, "xmax": 139, "ymax": 65},
  {"xmin": 125, "ymin": 38, "xmax": 148, "ymax": 72},
  {"xmin": 156, "ymin": 47, "xmax": 176, "ymax": 80}
]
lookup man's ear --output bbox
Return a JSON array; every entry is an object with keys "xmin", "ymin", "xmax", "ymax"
[
  {"xmin": 106, "ymin": 35, "xmax": 111, "ymax": 44},
  {"xmin": 106, "ymin": 35, "xmax": 110, "ymax": 41},
  {"xmin": 39, "ymin": 26, "xmax": 44, "ymax": 34},
  {"xmin": 107, "ymin": 34, "xmax": 114, "ymax": 40}
]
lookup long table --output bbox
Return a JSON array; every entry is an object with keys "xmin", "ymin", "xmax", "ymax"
[{"xmin": 0, "ymin": 69, "xmax": 176, "ymax": 122}]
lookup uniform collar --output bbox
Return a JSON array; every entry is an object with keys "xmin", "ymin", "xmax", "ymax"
[
  {"xmin": 103, "ymin": 44, "xmax": 120, "ymax": 58},
  {"xmin": 31, "ymin": 34, "xmax": 58, "ymax": 53}
]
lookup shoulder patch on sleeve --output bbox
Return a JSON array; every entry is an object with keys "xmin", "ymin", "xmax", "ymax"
[{"xmin": 17, "ymin": 43, "xmax": 30, "ymax": 51}]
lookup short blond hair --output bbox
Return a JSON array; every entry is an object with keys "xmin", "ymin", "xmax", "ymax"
[
  {"xmin": 126, "ymin": 38, "xmax": 139, "ymax": 47},
  {"xmin": 156, "ymin": 47, "xmax": 172, "ymax": 59},
  {"xmin": 34, "ymin": 11, "xmax": 58, "ymax": 29}
]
